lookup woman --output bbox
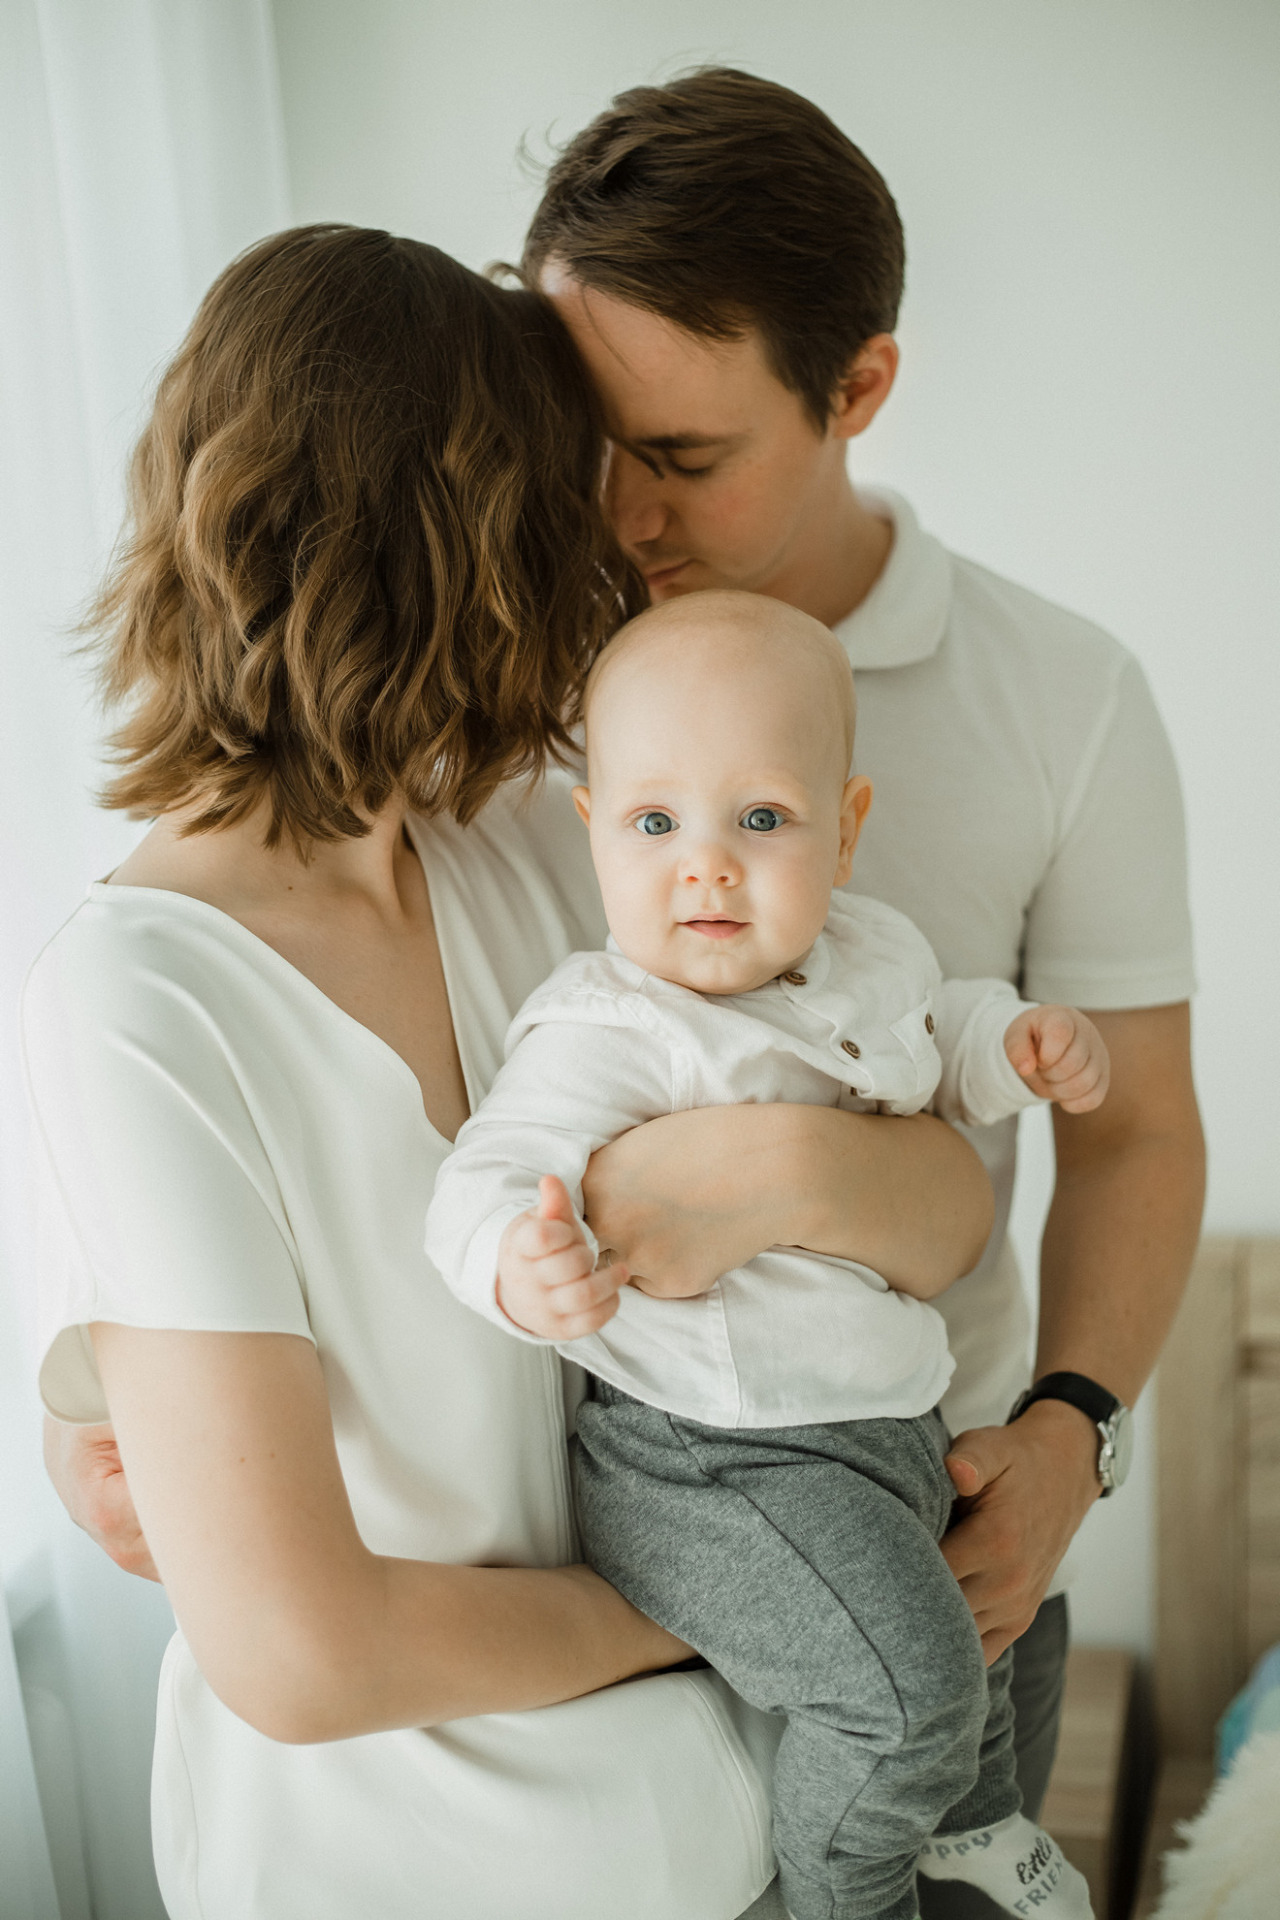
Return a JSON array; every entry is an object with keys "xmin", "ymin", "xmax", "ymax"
[{"xmin": 26, "ymin": 225, "xmax": 992, "ymax": 1919}]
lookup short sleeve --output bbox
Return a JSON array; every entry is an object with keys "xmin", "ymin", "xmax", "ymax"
[
  {"xmin": 22, "ymin": 916, "xmax": 313, "ymax": 1423},
  {"xmin": 1022, "ymin": 656, "xmax": 1195, "ymax": 1009}
]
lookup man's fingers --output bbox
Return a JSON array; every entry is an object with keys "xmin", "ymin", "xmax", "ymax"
[
  {"xmin": 108, "ymin": 1536, "xmax": 163, "ymax": 1583},
  {"xmin": 944, "ymin": 1451, "xmax": 985, "ymax": 1499},
  {"xmin": 940, "ymin": 1522, "xmax": 992, "ymax": 1586},
  {"xmin": 943, "ymin": 1426, "xmax": 1011, "ymax": 1496}
]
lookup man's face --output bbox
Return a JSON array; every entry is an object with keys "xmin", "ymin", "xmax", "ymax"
[{"xmin": 541, "ymin": 268, "xmax": 854, "ymax": 607}]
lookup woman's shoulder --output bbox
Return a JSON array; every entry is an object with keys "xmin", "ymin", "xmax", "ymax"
[
  {"xmin": 29, "ymin": 883, "xmax": 252, "ymax": 1003},
  {"xmin": 22, "ymin": 884, "xmax": 290, "ymax": 1094}
]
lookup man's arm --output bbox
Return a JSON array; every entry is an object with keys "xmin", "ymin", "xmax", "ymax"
[{"xmin": 942, "ymin": 1001, "xmax": 1205, "ymax": 1658}]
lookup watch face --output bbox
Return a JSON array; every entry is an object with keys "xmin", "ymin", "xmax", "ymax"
[{"xmin": 1101, "ymin": 1407, "xmax": 1135, "ymax": 1489}]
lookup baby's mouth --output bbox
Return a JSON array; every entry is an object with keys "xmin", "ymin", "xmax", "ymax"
[{"xmin": 681, "ymin": 918, "xmax": 749, "ymax": 941}]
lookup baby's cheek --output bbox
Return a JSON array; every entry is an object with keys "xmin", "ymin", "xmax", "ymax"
[
  {"xmin": 600, "ymin": 875, "xmax": 670, "ymax": 973},
  {"xmin": 762, "ymin": 858, "xmax": 835, "ymax": 955}
]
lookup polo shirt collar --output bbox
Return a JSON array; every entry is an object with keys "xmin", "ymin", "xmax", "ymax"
[{"xmin": 832, "ymin": 488, "xmax": 952, "ymax": 671}]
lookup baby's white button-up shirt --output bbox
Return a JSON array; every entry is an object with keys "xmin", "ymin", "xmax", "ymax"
[{"xmin": 426, "ymin": 893, "xmax": 1039, "ymax": 1430}]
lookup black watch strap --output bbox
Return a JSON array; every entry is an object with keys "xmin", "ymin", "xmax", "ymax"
[
  {"xmin": 1008, "ymin": 1370, "xmax": 1133, "ymax": 1496},
  {"xmin": 1008, "ymin": 1370, "xmax": 1121, "ymax": 1428}
]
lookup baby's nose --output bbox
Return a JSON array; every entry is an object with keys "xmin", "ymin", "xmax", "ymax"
[{"xmin": 680, "ymin": 841, "xmax": 741, "ymax": 888}]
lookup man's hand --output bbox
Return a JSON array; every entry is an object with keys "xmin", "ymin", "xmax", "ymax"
[
  {"xmin": 43, "ymin": 1415, "xmax": 160, "ymax": 1582},
  {"xmin": 1004, "ymin": 1005, "xmax": 1110, "ymax": 1114},
  {"xmin": 496, "ymin": 1176, "xmax": 629, "ymax": 1339},
  {"xmin": 941, "ymin": 1398, "xmax": 1099, "ymax": 1661}
]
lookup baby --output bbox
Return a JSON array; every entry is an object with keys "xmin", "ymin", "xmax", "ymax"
[{"xmin": 426, "ymin": 591, "xmax": 1103, "ymax": 1920}]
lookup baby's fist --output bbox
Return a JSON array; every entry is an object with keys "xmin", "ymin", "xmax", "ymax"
[
  {"xmin": 496, "ymin": 1175, "xmax": 629, "ymax": 1341},
  {"xmin": 1004, "ymin": 1006, "xmax": 1110, "ymax": 1114}
]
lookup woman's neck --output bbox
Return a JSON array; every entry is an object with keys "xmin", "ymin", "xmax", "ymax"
[{"xmin": 109, "ymin": 796, "xmax": 417, "ymax": 928}]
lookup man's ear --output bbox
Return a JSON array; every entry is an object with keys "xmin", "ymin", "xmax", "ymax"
[
  {"xmin": 834, "ymin": 775, "xmax": 873, "ymax": 886},
  {"xmin": 572, "ymin": 785, "xmax": 591, "ymax": 827},
  {"xmin": 829, "ymin": 335, "xmax": 899, "ymax": 443}
]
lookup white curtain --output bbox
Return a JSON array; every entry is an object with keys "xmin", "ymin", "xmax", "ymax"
[{"xmin": 0, "ymin": 3, "xmax": 291, "ymax": 1912}]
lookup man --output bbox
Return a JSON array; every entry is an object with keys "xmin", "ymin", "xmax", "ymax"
[{"xmin": 523, "ymin": 67, "xmax": 1203, "ymax": 1918}]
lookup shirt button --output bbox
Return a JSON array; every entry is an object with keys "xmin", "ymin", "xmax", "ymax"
[
  {"xmin": 782, "ymin": 970, "xmax": 806, "ymax": 986},
  {"xmin": 841, "ymin": 1039, "xmax": 861, "ymax": 1059},
  {"xmin": 925, "ymin": 1013, "xmax": 936, "ymax": 1035}
]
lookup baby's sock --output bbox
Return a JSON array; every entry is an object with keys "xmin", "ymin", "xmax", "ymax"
[{"xmin": 917, "ymin": 1812, "xmax": 1093, "ymax": 1918}]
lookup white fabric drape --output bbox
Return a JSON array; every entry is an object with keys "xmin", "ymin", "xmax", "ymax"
[{"xmin": 0, "ymin": 4, "xmax": 290, "ymax": 1912}]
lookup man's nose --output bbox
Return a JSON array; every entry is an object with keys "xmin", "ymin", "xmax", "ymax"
[
  {"xmin": 680, "ymin": 841, "xmax": 742, "ymax": 889},
  {"xmin": 605, "ymin": 445, "xmax": 670, "ymax": 552}
]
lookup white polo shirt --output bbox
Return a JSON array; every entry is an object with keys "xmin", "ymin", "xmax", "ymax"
[{"xmin": 837, "ymin": 490, "xmax": 1195, "ymax": 1435}]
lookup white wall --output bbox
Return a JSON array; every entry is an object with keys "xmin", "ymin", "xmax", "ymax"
[{"xmin": 271, "ymin": 0, "xmax": 1280, "ymax": 1657}]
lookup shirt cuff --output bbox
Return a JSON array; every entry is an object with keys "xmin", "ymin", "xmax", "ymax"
[{"xmin": 955, "ymin": 991, "xmax": 1044, "ymax": 1128}]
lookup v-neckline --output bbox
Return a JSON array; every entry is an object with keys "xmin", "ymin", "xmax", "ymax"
[{"xmin": 91, "ymin": 820, "xmax": 469, "ymax": 1149}]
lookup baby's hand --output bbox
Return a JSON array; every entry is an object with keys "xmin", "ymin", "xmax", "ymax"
[
  {"xmin": 496, "ymin": 1175, "xmax": 630, "ymax": 1340},
  {"xmin": 1003, "ymin": 1006, "xmax": 1110, "ymax": 1114}
]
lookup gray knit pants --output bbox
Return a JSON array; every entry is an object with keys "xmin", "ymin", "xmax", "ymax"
[{"xmin": 573, "ymin": 1386, "xmax": 1020, "ymax": 1920}]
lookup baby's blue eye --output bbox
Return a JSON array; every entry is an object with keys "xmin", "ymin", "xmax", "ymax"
[
  {"xmin": 636, "ymin": 810, "xmax": 676, "ymax": 836},
  {"xmin": 742, "ymin": 807, "xmax": 785, "ymax": 832}
]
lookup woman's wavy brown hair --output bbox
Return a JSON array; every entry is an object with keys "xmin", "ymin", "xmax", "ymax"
[{"xmin": 87, "ymin": 223, "xmax": 643, "ymax": 846}]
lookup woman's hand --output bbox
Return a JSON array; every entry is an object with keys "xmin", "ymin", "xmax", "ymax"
[
  {"xmin": 43, "ymin": 1416, "xmax": 160, "ymax": 1582},
  {"xmin": 583, "ymin": 1105, "xmax": 805, "ymax": 1298},
  {"xmin": 583, "ymin": 1104, "xmax": 993, "ymax": 1300}
]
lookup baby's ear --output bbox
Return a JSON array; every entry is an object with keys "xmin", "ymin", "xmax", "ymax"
[
  {"xmin": 571, "ymin": 786, "xmax": 591, "ymax": 827},
  {"xmin": 834, "ymin": 775, "xmax": 873, "ymax": 884}
]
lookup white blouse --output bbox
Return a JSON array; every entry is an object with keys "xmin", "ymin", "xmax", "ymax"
[{"xmin": 22, "ymin": 770, "xmax": 775, "ymax": 1920}]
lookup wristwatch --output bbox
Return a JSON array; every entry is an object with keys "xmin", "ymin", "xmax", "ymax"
[{"xmin": 1007, "ymin": 1371, "xmax": 1134, "ymax": 1497}]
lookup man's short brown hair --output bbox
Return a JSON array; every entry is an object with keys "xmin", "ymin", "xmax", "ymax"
[
  {"xmin": 88, "ymin": 224, "xmax": 642, "ymax": 848},
  {"xmin": 523, "ymin": 68, "xmax": 904, "ymax": 427}
]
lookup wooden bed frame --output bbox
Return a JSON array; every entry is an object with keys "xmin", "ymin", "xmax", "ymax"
[
  {"xmin": 1130, "ymin": 1235, "xmax": 1280, "ymax": 1914},
  {"xmin": 1034, "ymin": 1237, "xmax": 1280, "ymax": 1917}
]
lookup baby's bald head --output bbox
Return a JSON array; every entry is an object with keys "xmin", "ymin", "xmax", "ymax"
[
  {"xmin": 583, "ymin": 590, "xmax": 857, "ymax": 783},
  {"xmin": 574, "ymin": 591, "xmax": 871, "ymax": 994}
]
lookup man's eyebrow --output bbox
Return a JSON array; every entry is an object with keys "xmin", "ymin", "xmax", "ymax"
[{"xmin": 627, "ymin": 432, "xmax": 743, "ymax": 452}]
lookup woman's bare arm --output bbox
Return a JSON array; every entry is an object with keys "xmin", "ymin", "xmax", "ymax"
[
  {"xmin": 89, "ymin": 1323, "xmax": 687, "ymax": 1741},
  {"xmin": 583, "ymin": 1105, "xmax": 993, "ymax": 1301}
]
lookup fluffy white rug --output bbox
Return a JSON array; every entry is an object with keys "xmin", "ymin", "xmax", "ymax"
[{"xmin": 1151, "ymin": 1730, "xmax": 1280, "ymax": 1919}]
